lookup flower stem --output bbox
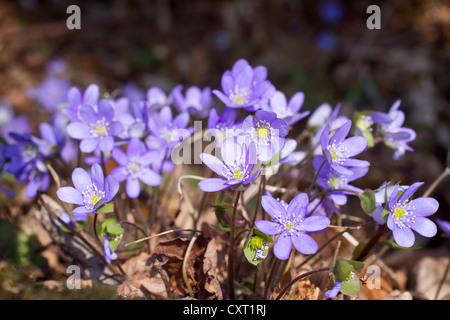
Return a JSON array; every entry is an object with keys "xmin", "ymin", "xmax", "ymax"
[
  {"xmin": 306, "ymin": 159, "xmax": 326, "ymax": 194},
  {"xmin": 263, "ymin": 257, "xmax": 280, "ymax": 299},
  {"xmin": 227, "ymin": 190, "xmax": 242, "ymax": 300},
  {"xmin": 355, "ymin": 224, "xmax": 390, "ymax": 261}
]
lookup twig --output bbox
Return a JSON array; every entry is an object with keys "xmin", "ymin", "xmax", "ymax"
[
  {"xmin": 319, "ymin": 240, "xmax": 341, "ymax": 300},
  {"xmin": 275, "ymin": 266, "xmax": 334, "ymax": 300},
  {"xmin": 154, "ymin": 259, "xmax": 174, "ymax": 299},
  {"xmin": 423, "ymin": 167, "xmax": 450, "ymax": 198},
  {"xmin": 124, "ymin": 228, "xmax": 202, "ymax": 247},
  {"xmin": 227, "ymin": 190, "xmax": 242, "ymax": 300},
  {"xmin": 182, "ymin": 234, "xmax": 198, "ymax": 298}
]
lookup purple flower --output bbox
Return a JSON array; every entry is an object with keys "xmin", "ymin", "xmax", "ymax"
[
  {"xmin": 242, "ymin": 110, "xmax": 289, "ymax": 163},
  {"xmin": 255, "ymin": 193, "xmax": 330, "ymax": 260},
  {"xmin": 145, "ymin": 106, "xmax": 193, "ymax": 173},
  {"xmin": 103, "ymin": 233, "xmax": 118, "ymax": 264},
  {"xmin": 56, "ymin": 163, "xmax": 119, "ymax": 214},
  {"xmin": 198, "ymin": 136, "xmax": 261, "ymax": 192},
  {"xmin": 111, "ymin": 138, "xmax": 162, "ymax": 198},
  {"xmin": 320, "ymin": 120, "xmax": 369, "ymax": 176},
  {"xmin": 63, "ymin": 84, "xmax": 100, "ymax": 122},
  {"xmin": 172, "ymin": 85, "xmax": 213, "ymax": 118},
  {"xmin": 262, "ymin": 90, "xmax": 310, "ymax": 126},
  {"xmin": 67, "ymin": 99, "xmax": 123, "ymax": 153},
  {"xmin": 372, "ymin": 100, "xmax": 416, "ymax": 160},
  {"xmin": 325, "ymin": 281, "xmax": 343, "ymax": 299},
  {"xmin": 213, "ymin": 59, "xmax": 274, "ymax": 110},
  {"xmin": 206, "ymin": 107, "xmax": 242, "ymax": 148},
  {"xmin": 146, "ymin": 86, "xmax": 172, "ymax": 110},
  {"xmin": 385, "ymin": 182, "xmax": 438, "ymax": 247},
  {"xmin": 436, "ymin": 218, "xmax": 450, "ymax": 237},
  {"xmin": 57, "ymin": 211, "xmax": 89, "ymax": 229},
  {"xmin": 319, "ymin": 1, "xmax": 344, "ymax": 24},
  {"xmin": 2, "ymin": 132, "xmax": 51, "ymax": 198},
  {"xmin": 313, "ymin": 155, "xmax": 368, "ymax": 205},
  {"xmin": 27, "ymin": 75, "xmax": 70, "ymax": 113}
]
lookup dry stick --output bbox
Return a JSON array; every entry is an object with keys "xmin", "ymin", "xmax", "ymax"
[
  {"xmin": 118, "ymin": 220, "xmax": 151, "ymax": 253},
  {"xmin": 37, "ymin": 192, "xmax": 111, "ymax": 269},
  {"xmin": 275, "ymin": 266, "xmax": 335, "ymax": 300},
  {"xmin": 182, "ymin": 234, "xmax": 198, "ymax": 298},
  {"xmin": 154, "ymin": 259, "xmax": 173, "ymax": 299},
  {"xmin": 319, "ymin": 240, "xmax": 341, "ymax": 300},
  {"xmin": 227, "ymin": 190, "xmax": 242, "ymax": 300},
  {"xmin": 423, "ymin": 167, "xmax": 450, "ymax": 197},
  {"xmin": 124, "ymin": 228, "xmax": 203, "ymax": 247}
]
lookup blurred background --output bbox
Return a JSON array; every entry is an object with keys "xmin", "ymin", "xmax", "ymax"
[{"xmin": 0, "ymin": 0, "xmax": 449, "ymax": 299}]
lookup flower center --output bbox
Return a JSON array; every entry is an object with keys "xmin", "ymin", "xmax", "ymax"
[
  {"xmin": 285, "ymin": 221, "xmax": 294, "ymax": 230},
  {"xmin": 391, "ymin": 203, "xmax": 415, "ymax": 228},
  {"xmin": 327, "ymin": 143, "xmax": 347, "ymax": 164},
  {"xmin": 327, "ymin": 175, "xmax": 348, "ymax": 189},
  {"xmin": 82, "ymin": 184, "xmax": 106, "ymax": 210},
  {"xmin": 90, "ymin": 118, "xmax": 109, "ymax": 138},
  {"xmin": 229, "ymin": 87, "xmax": 250, "ymax": 106},
  {"xmin": 223, "ymin": 161, "xmax": 249, "ymax": 182},
  {"xmin": 356, "ymin": 115, "xmax": 373, "ymax": 131},
  {"xmin": 251, "ymin": 121, "xmax": 274, "ymax": 147}
]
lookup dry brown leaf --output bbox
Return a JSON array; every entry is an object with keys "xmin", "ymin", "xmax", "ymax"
[{"xmin": 117, "ymin": 235, "xmax": 222, "ymax": 300}]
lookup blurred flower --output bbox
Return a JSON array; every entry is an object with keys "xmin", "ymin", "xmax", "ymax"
[
  {"xmin": 262, "ymin": 90, "xmax": 310, "ymax": 126},
  {"xmin": 255, "ymin": 193, "xmax": 330, "ymax": 260},
  {"xmin": 146, "ymin": 87, "xmax": 172, "ymax": 110},
  {"xmin": 436, "ymin": 218, "xmax": 450, "ymax": 237},
  {"xmin": 0, "ymin": 101, "xmax": 32, "ymax": 144},
  {"xmin": 207, "ymin": 107, "xmax": 242, "ymax": 148},
  {"xmin": 111, "ymin": 138, "xmax": 162, "ymax": 198},
  {"xmin": 67, "ymin": 99, "xmax": 123, "ymax": 153},
  {"xmin": 63, "ymin": 84, "xmax": 100, "ymax": 122},
  {"xmin": 2, "ymin": 132, "xmax": 50, "ymax": 198},
  {"xmin": 46, "ymin": 58, "xmax": 68, "ymax": 76},
  {"xmin": 145, "ymin": 106, "xmax": 193, "ymax": 173},
  {"xmin": 319, "ymin": 1, "xmax": 344, "ymax": 24},
  {"xmin": 56, "ymin": 163, "xmax": 119, "ymax": 214},
  {"xmin": 103, "ymin": 233, "xmax": 118, "ymax": 264},
  {"xmin": 372, "ymin": 100, "xmax": 416, "ymax": 160},
  {"xmin": 171, "ymin": 85, "xmax": 213, "ymax": 118},
  {"xmin": 121, "ymin": 81, "xmax": 145, "ymax": 101},
  {"xmin": 242, "ymin": 110, "xmax": 289, "ymax": 163},
  {"xmin": 316, "ymin": 30, "xmax": 338, "ymax": 51},
  {"xmin": 27, "ymin": 76, "xmax": 70, "ymax": 113},
  {"xmin": 213, "ymin": 59, "xmax": 275, "ymax": 110},
  {"xmin": 198, "ymin": 136, "xmax": 261, "ymax": 192},
  {"xmin": 320, "ymin": 120, "xmax": 369, "ymax": 176}
]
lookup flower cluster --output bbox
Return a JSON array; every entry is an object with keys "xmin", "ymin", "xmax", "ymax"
[{"xmin": 0, "ymin": 56, "xmax": 444, "ymax": 300}]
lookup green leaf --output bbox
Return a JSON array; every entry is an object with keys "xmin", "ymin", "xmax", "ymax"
[
  {"xmin": 108, "ymin": 233, "xmax": 123, "ymax": 251},
  {"xmin": 213, "ymin": 204, "xmax": 233, "ymax": 227},
  {"xmin": 346, "ymin": 259, "xmax": 364, "ymax": 271},
  {"xmin": 339, "ymin": 272, "xmax": 361, "ymax": 297},
  {"xmin": 96, "ymin": 202, "xmax": 114, "ymax": 214},
  {"xmin": 96, "ymin": 218, "xmax": 124, "ymax": 237},
  {"xmin": 334, "ymin": 258, "xmax": 355, "ymax": 283},
  {"xmin": 383, "ymin": 240, "xmax": 422, "ymax": 251},
  {"xmin": 360, "ymin": 189, "xmax": 376, "ymax": 214},
  {"xmin": 352, "ymin": 242, "xmax": 366, "ymax": 260}
]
